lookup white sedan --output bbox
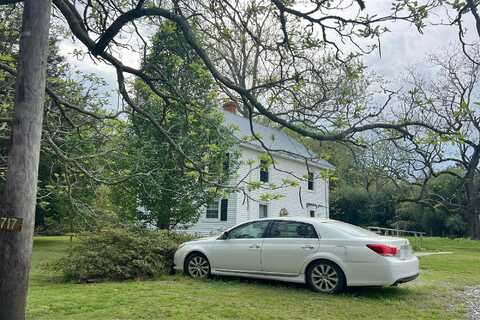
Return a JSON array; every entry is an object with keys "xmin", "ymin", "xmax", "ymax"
[{"xmin": 173, "ymin": 217, "xmax": 419, "ymax": 293}]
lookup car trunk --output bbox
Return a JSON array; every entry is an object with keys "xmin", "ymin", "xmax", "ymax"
[{"xmin": 373, "ymin": 236, "xmax": 413, "ymax": 260}]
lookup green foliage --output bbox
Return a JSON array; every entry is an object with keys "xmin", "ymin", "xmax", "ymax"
[
  {"xmin": 111, "ymin": 22, "xmax": 239, "ymax": 229},
  {"xmin": 0, "ymin": 6, "xmax": 114, "ymax": 234},
  {"xmin": 310, "ymin": 140, "xmax": 469, "ymax": 236},
  {"xmin": 33, "ymin": 73, "xmax": 123, "ymax": 234},
  {"xmin": 330, "ymin": 186, "xmax": 395, "ymax": 227},
  {"xmin": 445, "ymin": 214, "xmax": 467, "ymax": 237},
  {"xmin": 0, "ymin": 5, "xmax": 124, "ymax": 234},
  {"xmin": 397, "ymin": 203, "xmax": 447, "ymax": 236},
  {"xmin": 53, "ymin": 229, "xmax": 194, "ymax": 282}
]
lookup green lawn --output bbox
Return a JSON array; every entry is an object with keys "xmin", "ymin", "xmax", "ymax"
[{"xmin": 27, "ymin": 237, "xmax": 480, "ymax": 320}]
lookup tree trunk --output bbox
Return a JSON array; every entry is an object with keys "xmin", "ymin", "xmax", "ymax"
[
  {"xmin": 0, "ymin": 1, "xmax": 51, "ymax": 319},
  {"xmin": 157, "ymin": 214, "xmax": 170, "ymax": 230},
  {"xmin": 468, "ymin": 206, "xmax": 480, "ymax": 240}
]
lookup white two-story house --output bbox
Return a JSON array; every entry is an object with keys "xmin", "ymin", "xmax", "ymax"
[{"xmin": 185, "ymin": 102, "xmax": 334, "ymax": 235}]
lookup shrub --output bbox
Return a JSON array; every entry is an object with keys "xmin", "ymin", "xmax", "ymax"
[
  {"xmin": 445, "ymin": 214, "xmax": 467, "ymax": 237},
  {"xmin": 53, "ymin": 229, "xmax": 194, "ymax": 282}
]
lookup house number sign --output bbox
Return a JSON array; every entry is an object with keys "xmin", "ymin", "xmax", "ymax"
[{"xmin": 0, "ymin": 216, "xmax": 23, "ymax": 232}]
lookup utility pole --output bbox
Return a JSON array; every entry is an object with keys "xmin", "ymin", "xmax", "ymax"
[{"xmin": 0, "ymin": 1, "xmax": 51, "ymax": 319}]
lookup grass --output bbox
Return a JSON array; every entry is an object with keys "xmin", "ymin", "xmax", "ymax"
[{"xmin": 27, "ymin": 237, "xmax": 480, "ymax": 320}]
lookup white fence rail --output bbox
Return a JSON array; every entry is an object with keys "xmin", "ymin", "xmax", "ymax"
[
  {"xmin": 367, "ymin": 226, "xmax": 426, "ymax": 237},
  {"xmin": 367, "ymin": 226, "xmax": 427, "ymax": 250}
]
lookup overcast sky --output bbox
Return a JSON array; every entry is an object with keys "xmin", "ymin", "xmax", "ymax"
[{"xmin": 58, "ymin": 1, "xmax": 477, "ymax": 109}]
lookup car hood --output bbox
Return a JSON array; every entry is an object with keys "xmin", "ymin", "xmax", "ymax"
[{"xmin": 187, "ymin": 236, "xmax": 217, "ymax": 244}]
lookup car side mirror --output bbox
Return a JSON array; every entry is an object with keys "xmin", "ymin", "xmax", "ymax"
[{"xmin": 218, "ymin": 231, "xmax": 229, "ymax": 240}]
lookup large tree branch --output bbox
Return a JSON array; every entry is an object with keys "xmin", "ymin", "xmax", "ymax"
[
  {"xmin": 467, "ymin": 0, "xmax": 480, "ymax": 40},
  {"xmin": 90, "ymin": 6, "xmax": 178, "ymax": 55},
  {"xmin": 0, "ymin": 0, "xmax": 22, "ymax": 4},
  {"xmin": 51, "ymin": 0, "xmax": 453, "ymax": 144},
  {"xmin": 0, "ymin": 61, "xmax": 124, "ymax": 120}
]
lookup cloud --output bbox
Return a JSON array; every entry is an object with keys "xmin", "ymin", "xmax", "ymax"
[
  {"xmin": 362, "ymin": 2, "xmax": 477, "ymax": 81},
  {"xmin": 58, "ymin": 38, "xmax": 142, "ymax": 109}
]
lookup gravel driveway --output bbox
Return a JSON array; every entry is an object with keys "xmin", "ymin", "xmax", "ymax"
[{"xmin": 464, "ymin": 286, "xmax": 480, "ymax": 320}]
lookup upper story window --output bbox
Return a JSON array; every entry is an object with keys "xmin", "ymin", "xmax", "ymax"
[
  {"xmin": 268, "ymin": 221, "xmax": 318, "ymax": 239},
  {"xmin": 260, "ymin": 160, "xmax": 269, "ymax": 182},
  {"xmin": 307, "ymin": 172, "xmax": 314, "ymax": 190}
]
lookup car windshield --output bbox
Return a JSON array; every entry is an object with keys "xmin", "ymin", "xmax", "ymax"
[{"xmin": 323, "ymin": 221, "xmax": 379, "ymax": 238}]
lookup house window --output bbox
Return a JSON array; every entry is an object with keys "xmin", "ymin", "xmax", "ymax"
[
  {"xmin": 206, "ymin": 199, "xmax": 228, "ymax": 221},
  {"xmin": 259, "ymin": 203, "xmax": 268, "ymax": 218},
  {"xmin": 206, "ymin": 200, "xmax": 219, "ymax": 219},
  {"xmin": 307, "ymin": 172, "xmax": 314, "ymax": 190},
  {"xmin": 309, "ymin": 210, "xmax": 315, "ymax": 218},
  {"xmin": 260, "ymin": 160, "xmax": 269, "ymax": 182}
]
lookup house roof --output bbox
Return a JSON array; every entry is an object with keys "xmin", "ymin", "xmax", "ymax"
[{"xmin": 221, "ymin": 109, "xmax": 334, "ymax": 169}]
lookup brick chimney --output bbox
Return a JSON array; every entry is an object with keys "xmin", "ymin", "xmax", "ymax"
[{"xmin": 223, "ymin": 101, "xmax": 238, "ymax": 114}]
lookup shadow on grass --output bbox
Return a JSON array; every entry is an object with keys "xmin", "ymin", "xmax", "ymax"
[
  {"xmin": 33, "ymin": 268, "xmax": 416, "ymax": 302},
  {"xmin": 205, "ymin": 274, "xmax": 413, "ymax": 300}
]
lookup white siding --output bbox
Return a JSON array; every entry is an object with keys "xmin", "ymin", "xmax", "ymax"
[
  {"xmin": 183, "ymin": 145, "xmax": 331, "ymax": 235},
  {"xmin": 234, "ymin": 146, "xmax": 330, "ymax": 224},
  {"xmin": 181, "ymin": 192, "xmax": 238, "ymax": 236}
]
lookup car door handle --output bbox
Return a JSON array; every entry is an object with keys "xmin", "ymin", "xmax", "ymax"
[
  {"xmin": 302, "ymin": 245, "xmax": 315, "ymax": 250},
  {"xmin": 249, "ymin": 244, "xmax": 261, "ymax": 249}
]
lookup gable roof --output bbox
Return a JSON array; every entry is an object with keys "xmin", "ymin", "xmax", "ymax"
[{"xmin": 221, "ymin": 109, "xmax": 334, "ymax": 169}]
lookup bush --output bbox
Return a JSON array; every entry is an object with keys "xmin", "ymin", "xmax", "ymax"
[
  {"xmin": 53, "ymin": 229, "xmax": 195, "ymax": 282},
  {"xmin": 445, "ymin": 214, "xmax": 467, "ymax": 237}
]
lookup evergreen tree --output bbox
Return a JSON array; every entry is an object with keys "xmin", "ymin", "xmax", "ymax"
[{"xmin": 115, "ymin": 21, "xmax": 238, "ymax": 229}]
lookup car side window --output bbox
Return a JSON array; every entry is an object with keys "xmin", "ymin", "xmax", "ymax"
[
  {"xmin": 269, "ymin": 221, "xmax": 318, "ymax": 239},
  {"xmin": 227, "ymin": 221, "xmax": 269, "ymax": 239}
]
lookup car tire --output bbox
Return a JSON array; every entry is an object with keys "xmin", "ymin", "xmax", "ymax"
[
  {"xmin": 307, "ymin": 260, "xmax": 346, "ymax": 294},
  {"xmin": 185, "ymin": 253, "xmax": 210, "ymax": 279}
]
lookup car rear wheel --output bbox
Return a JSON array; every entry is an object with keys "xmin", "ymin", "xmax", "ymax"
[
  {"xmin": 185, "ymin": 253, "xmax": 210, "ymax": 279},
  {"xmin": 307, "ymin": 260, "xmax": 346, "ymax": 294}
]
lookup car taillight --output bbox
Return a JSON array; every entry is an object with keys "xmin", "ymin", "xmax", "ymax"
[{"xmin": 367, "ymin": 244, "xmax": 399, "ymax": 256}]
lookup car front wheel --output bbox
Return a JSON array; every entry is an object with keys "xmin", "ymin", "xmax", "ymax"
[
  {"xmin": 307, "ymin": 260, "xmax": 346, "ymax": 294},
  {"xmin": 185, "ymin": 253, "xmax": 210, "ymax": 279}
]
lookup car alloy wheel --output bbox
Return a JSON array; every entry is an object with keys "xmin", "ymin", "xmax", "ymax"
[
  {"xmin": 307, "ymin": 261, "xmax": 345, "ymax": 293},
  {"xmin": 186, "ymin": 254, "xmax": 210, "ymax": 279}
]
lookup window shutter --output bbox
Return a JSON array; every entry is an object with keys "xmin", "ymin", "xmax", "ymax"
[
  {"xmin": 260, "ymin": 160, "xmax": 269, "ymax": 182},
  {"xmin": 220, "ymin": 199, "xmax": 228, "ymax": 221},
  {"xmin": 308, "ymin": 172, "xmax": 314, "ymax": 190},
  {"xmin": 223, "ymin": 153, "xmax": 230, "ymax": 173}
]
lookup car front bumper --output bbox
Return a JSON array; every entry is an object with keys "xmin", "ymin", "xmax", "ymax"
[{"xmin": 173, "ymin": 246, "xmax": 188, "ymax": 272}]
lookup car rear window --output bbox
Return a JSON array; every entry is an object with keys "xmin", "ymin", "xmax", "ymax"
[{"xmin": 323, "ymin": 221, "xmax": 378, "ymax": 238}]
